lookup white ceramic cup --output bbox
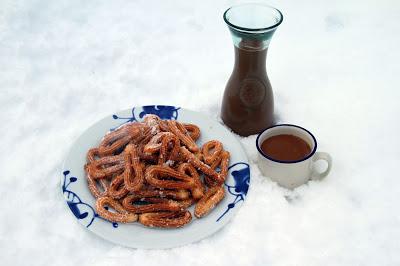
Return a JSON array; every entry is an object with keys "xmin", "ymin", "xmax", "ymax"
[{"xmin": 256, "ymin": 124, "xmax": 332, "ymax": 189}]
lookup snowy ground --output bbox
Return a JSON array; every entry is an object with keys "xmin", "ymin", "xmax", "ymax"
[{"xmin": 1, "ymin": 0, "xmax": 400, "ymax": 265}]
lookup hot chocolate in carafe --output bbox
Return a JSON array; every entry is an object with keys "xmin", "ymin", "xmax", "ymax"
[{"xmin": 221, "ymin": 4, "xmax": 283, "ymax": 136}]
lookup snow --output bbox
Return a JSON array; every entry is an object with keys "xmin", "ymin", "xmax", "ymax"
[{"xmin": 1, "ymin": 0, "xmax": 400, "ymax": 265}]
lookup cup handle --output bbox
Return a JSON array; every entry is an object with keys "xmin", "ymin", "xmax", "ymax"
[{"xmin": 311, "ymin": 152, "xmax": 332, "ymax": 180}]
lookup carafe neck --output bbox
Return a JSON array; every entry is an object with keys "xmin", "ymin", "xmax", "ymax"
[{"xmin": 234, "ymin": 46, "xmax": 267, "ymax": 73}]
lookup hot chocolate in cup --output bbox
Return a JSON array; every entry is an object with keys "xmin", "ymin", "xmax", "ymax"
[{"xmin": 256, "ymin": 124, "xmax": 332, "ymax": 189}]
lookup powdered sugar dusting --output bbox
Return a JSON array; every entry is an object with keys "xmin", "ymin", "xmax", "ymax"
[
  {"xmin": 150, "ymin": 126, "xmax": 158, "ymax": 135},
  {"xmin": 164, "ymin": 160, "xmax": 174, "ymax": 167}
]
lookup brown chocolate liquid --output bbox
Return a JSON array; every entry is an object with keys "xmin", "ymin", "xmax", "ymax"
[
  {"xmin": 261, "ymin": 134, "xmax": 311, "ymax": 161},
  {"xmin": 221, "ymin": 43, "xmax": 274, "ymax": 136}
]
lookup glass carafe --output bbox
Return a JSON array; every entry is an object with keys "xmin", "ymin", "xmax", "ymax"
[{"xmin": 221, "ymin": 4, "xmax": 283, "ymax": 136}]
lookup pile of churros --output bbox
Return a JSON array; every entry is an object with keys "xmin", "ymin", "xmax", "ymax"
[{"xmin": 84, "ymin": 115, "xmax": 230, "ymax": 228}]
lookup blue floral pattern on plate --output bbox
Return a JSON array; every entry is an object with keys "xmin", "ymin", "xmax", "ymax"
[
  {"xmin": 217, "ymin": 162, "xmax": 250, "ymax": 221},
  {"xmin": 62, "ymin": 170, "xmax": 118, "ymax": 228},
  {"xmin": 111, "ymin": 105, "xmax": 180, "ymax": 130}
]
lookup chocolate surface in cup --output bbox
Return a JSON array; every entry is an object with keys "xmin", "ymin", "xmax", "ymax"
[{"xmin": 260, "ymin": 134, "xmax": 311, "ymax": 162}]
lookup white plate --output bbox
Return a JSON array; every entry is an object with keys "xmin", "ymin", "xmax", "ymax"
[{"xmin": 61, "ymin": 105, "xmax": 250, "ymax": 249}]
